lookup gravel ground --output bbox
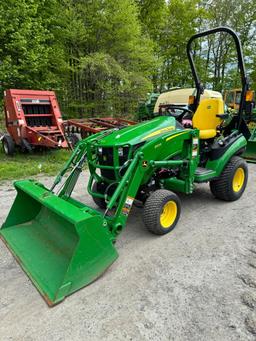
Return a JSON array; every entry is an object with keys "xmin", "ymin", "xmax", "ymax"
[{"xmin": 0, "ymin": 165, "xmax": 256, "ymax": 341}]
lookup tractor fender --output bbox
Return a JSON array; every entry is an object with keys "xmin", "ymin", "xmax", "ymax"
[{"xmin": 206, "ymin": 134, "xmax": 247, "ymax": 177}]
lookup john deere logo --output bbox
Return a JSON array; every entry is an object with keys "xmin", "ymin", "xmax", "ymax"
[{"xmin": 142, "ymin": 160, "xmax": 148, "ymax": 168}]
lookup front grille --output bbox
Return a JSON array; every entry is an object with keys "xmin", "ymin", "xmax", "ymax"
[
  {"xmin": 97, "ymin": 146, "xmax": 130, "ymax": 180},
  {"xmin": 98, "ymin": 147, "xmax": 115, "ymax": 180},
  {"xmin": 98, "ymin": 147, "xmax": 114, "ymax": 165},
  {"xmin": 119, "ymin": 147, "xmax": 130, "ymax": 166}
]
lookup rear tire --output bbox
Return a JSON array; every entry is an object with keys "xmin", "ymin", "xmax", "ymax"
[
  {"xmin": 2, "ymin": 134, "xmax": 15, "ymax": 156},
  {"xmin": 143, "ymin": 189, "xmax": 181, "ymax": 235},
  {"xmin": 91, "ymin": 182, "xmax": 107, "ymax": 209},
  {"xmin": 210, "ymin": 156, "xmax": 248, "ymax": 201}
]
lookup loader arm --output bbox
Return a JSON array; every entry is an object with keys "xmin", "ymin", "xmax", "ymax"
[
  {"xmin": 50, "ymin": 128, "xmax": 118, "ymax": 194},
  {"xmin": 50, "ymin": 126, "xmax": 199, "ymax": 238}
]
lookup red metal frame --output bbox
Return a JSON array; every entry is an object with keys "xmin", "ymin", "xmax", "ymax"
[
  {"xmin": 63, "ymin": 117, "xmax": 136, "ymax": 137},
  {"xmin": 4, "ymin": 89, "xmax": 68, "ymax": 148}
]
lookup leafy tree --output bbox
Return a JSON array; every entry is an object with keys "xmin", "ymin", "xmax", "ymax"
[
  {"xmin": 195, "ymin": 0, "xmax": 256, "ymax": 91},
  {"xmin": 158, "ymin": 0, "xmax": 205, "ymax": 90},
  {"xmin": 61, "ymin": 0, "xmax": 156, "ymax": 116},
  {"xmin": 0, "ymin": 0, "xmax": 64, "ymax": 90},
  {"xmin": 135, "ymin": 0, "xmax": 168, "ymax": 89},
  {"xmin": 1, "ymin": 0, "xmax": 256, "ymax": 118}
]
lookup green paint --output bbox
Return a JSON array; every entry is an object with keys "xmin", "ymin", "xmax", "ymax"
[
  {"xmin": 243, "ymin": 125, "xmax": 256, "ymax": 162},
  {"xmin": 1, "ymin": 180, "xmax": 117, "ymax": 305},
  {"xmin": 206, "ymin": 135, "xmax": 247, "ymax": 177},
  {"xmin": 136, "ymin": 92, "xmax": 160, "ymax": 120},
  {"xmin": 0, "ymin": 114, "xmax": 248, "ymax": 305}
]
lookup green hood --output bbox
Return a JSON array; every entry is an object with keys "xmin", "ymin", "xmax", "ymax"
[{"xmin": 98, "ymin": 116, "xmax": 182, "ymax": 147}]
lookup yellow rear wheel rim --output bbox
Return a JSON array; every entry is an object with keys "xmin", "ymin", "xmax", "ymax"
[
  {"xmin": 160, "ymin": 201, "xmax": 177, "ymax": 228},
  {"xmin": 232, "ymin": 167, "xmax": 245, "ymax": 193}
]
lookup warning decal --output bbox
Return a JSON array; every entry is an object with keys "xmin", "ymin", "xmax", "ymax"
[{"xmin": 122, "ymin": 196, "xmax": 134, "ymax": 216}]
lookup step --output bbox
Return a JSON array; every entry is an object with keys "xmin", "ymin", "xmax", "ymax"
[{"xmin": 194, "ymin": 167, "xmax": 216, "ymax": 182}]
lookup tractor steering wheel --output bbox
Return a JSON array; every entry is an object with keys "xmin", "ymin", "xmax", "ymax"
[{"xmin": 159, "ymin": 105, "xmax": 193, "ymax": 122}]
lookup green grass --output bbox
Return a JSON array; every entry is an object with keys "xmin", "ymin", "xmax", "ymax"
[
  {"xmin": 0, "ymin": 111, "xmax": 72, "ymax": 181},
  {"xmin": 0, "ymin": 148, "xmax": 71, "ymax": 181}
]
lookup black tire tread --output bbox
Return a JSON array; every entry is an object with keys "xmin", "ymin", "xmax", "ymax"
[
  {"xmin": 2, "ymin": 134, "xmax": 15, "ymax": 155},
  {"xmin": 21, "ymin": 138, "xmax": 32, "ymax": 153},
  {"xmin": 91, "ymin": 182, "xmax": 107, "ymax": 209},
  {"xmin": 210, "ymin": 156, "xmax": 248, "ymax": 201},
  {"xmin": 143, "ymin": 189, "xmax": 181, "ymax": 235}
]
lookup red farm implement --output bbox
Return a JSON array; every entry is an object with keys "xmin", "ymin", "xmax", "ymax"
[
  {"xmin": 63, "ymin": 117, "xmax": 136, "ymax": 141},
  {"xmin": 1, "ymin": 89, "xmax": 137, "ymax": 155},
  {"xmin": 2, "ymin": 89, "xmax": 68, "ymax": 155}
]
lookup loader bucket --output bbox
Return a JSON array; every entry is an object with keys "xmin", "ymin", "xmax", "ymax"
[
  {"xmin": 243, "ymin": 124, "xmax": 256, "ymax": 163},
  {"xmin": 243, "ymin": 140, "xmax": 256, "ymax": 163},
  {"xmin": 0, "ymin": 180, "xmax": 118, "ymax": 306}
]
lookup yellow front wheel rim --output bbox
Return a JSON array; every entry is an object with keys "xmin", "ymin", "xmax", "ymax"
[
  {"xmin": 160, "ymin": 201, "xmax": 177, "ymax": 228},
  {"xmin": 232, "ymin": 167, "xmax": 245, "ymax": 193}
]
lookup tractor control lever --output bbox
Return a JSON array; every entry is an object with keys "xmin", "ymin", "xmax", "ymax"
[{"xmin": 216, "ymin": 113, "xmax": 230, "ymax": 119}]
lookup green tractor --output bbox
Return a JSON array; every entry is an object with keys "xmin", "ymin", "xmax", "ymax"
[
  {"xmin": 0, "ymin": 27, "xmax": 254, "ymax": 306},
  {"xmin": 136, "ymin": 92, "xmax": 160, "ymax": 121},
  {"xmin": 224, "ymin": 88, "xmax": 256, "ymax": 162}
]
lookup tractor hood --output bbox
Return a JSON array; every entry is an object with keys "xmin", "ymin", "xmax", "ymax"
[{"xmin": 98, "ymin": 116, "xmax": 181, "ymax": 146}]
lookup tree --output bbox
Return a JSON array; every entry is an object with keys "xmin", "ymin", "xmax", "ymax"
[
  {"xmin": 1, "ymin": 0, "xmax": 256, "ymax": 119},
  {"xmin": 135, "ymin": 0, "xmax": 168, "ymax": 90},
  {"xmin": 0, "ymin": 0, "xmax": 65, "ymax": 91},
  {"xmin": 195, "ymin": 0, "xmax": 256, "ymax": 91},
  {"xmin": 61, "ymin": 0, "xmax": 156, "ymax": 116},
  {"xmin": 157, "ymin": 0, "xmax": 204, "ymax": 90}
]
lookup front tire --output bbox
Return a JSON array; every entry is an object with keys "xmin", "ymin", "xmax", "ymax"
[
  {"xmin": 91, "ymin": 182, "xmax": 107, "ymax": 209},
  {"xmin": 143, "ymin": 189, "xmax": 181, "ymax": 235},
  {"xmin": 210, "ymin": 156, "xmax": 248, "ymax": 201}
]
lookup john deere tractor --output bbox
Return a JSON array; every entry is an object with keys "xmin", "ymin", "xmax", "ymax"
[
  {"xmin": 224, "ymin": 88, "xmax": 256, "ymax": 162},
  {"xmin": 0, "ymin": 27, "xmax": 254, "ymax": 306}
]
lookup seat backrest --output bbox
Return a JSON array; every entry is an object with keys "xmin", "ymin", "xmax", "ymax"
[{"xmin": 192, "ymin": 98, "xmax": 224, "ymax": 130}]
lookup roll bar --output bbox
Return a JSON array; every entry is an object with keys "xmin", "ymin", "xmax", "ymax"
[{"xmin": 186, "ymin": 26, "xmax": 249, "ymax": 128}]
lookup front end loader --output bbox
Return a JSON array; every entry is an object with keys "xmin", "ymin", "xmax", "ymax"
[{"xmin": 0, "ymin": 27, "xmax": 252, "ymax": 306}]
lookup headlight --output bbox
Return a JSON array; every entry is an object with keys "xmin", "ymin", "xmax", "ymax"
[
  {"xmin": 118, "ymin": 147, "xmax": 123, "ymax": 157},
  {"xmin": 98, "ymin": 147, "xmax": 103, "ymax": 154}
]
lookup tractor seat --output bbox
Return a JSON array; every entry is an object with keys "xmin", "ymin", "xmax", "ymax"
[{"xmin": 192, "ymin": 98, "xmax": 225, "ymax": 139}]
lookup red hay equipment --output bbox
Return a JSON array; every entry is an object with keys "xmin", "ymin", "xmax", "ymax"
[{"xmin": 2, "ymin": 89, "xmax": 68, "ymax": 154}]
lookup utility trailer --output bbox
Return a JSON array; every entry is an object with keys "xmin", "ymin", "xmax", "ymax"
[{"xmin": 2, "ymin": 89, "xmax": 68, "ymax": 155}]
